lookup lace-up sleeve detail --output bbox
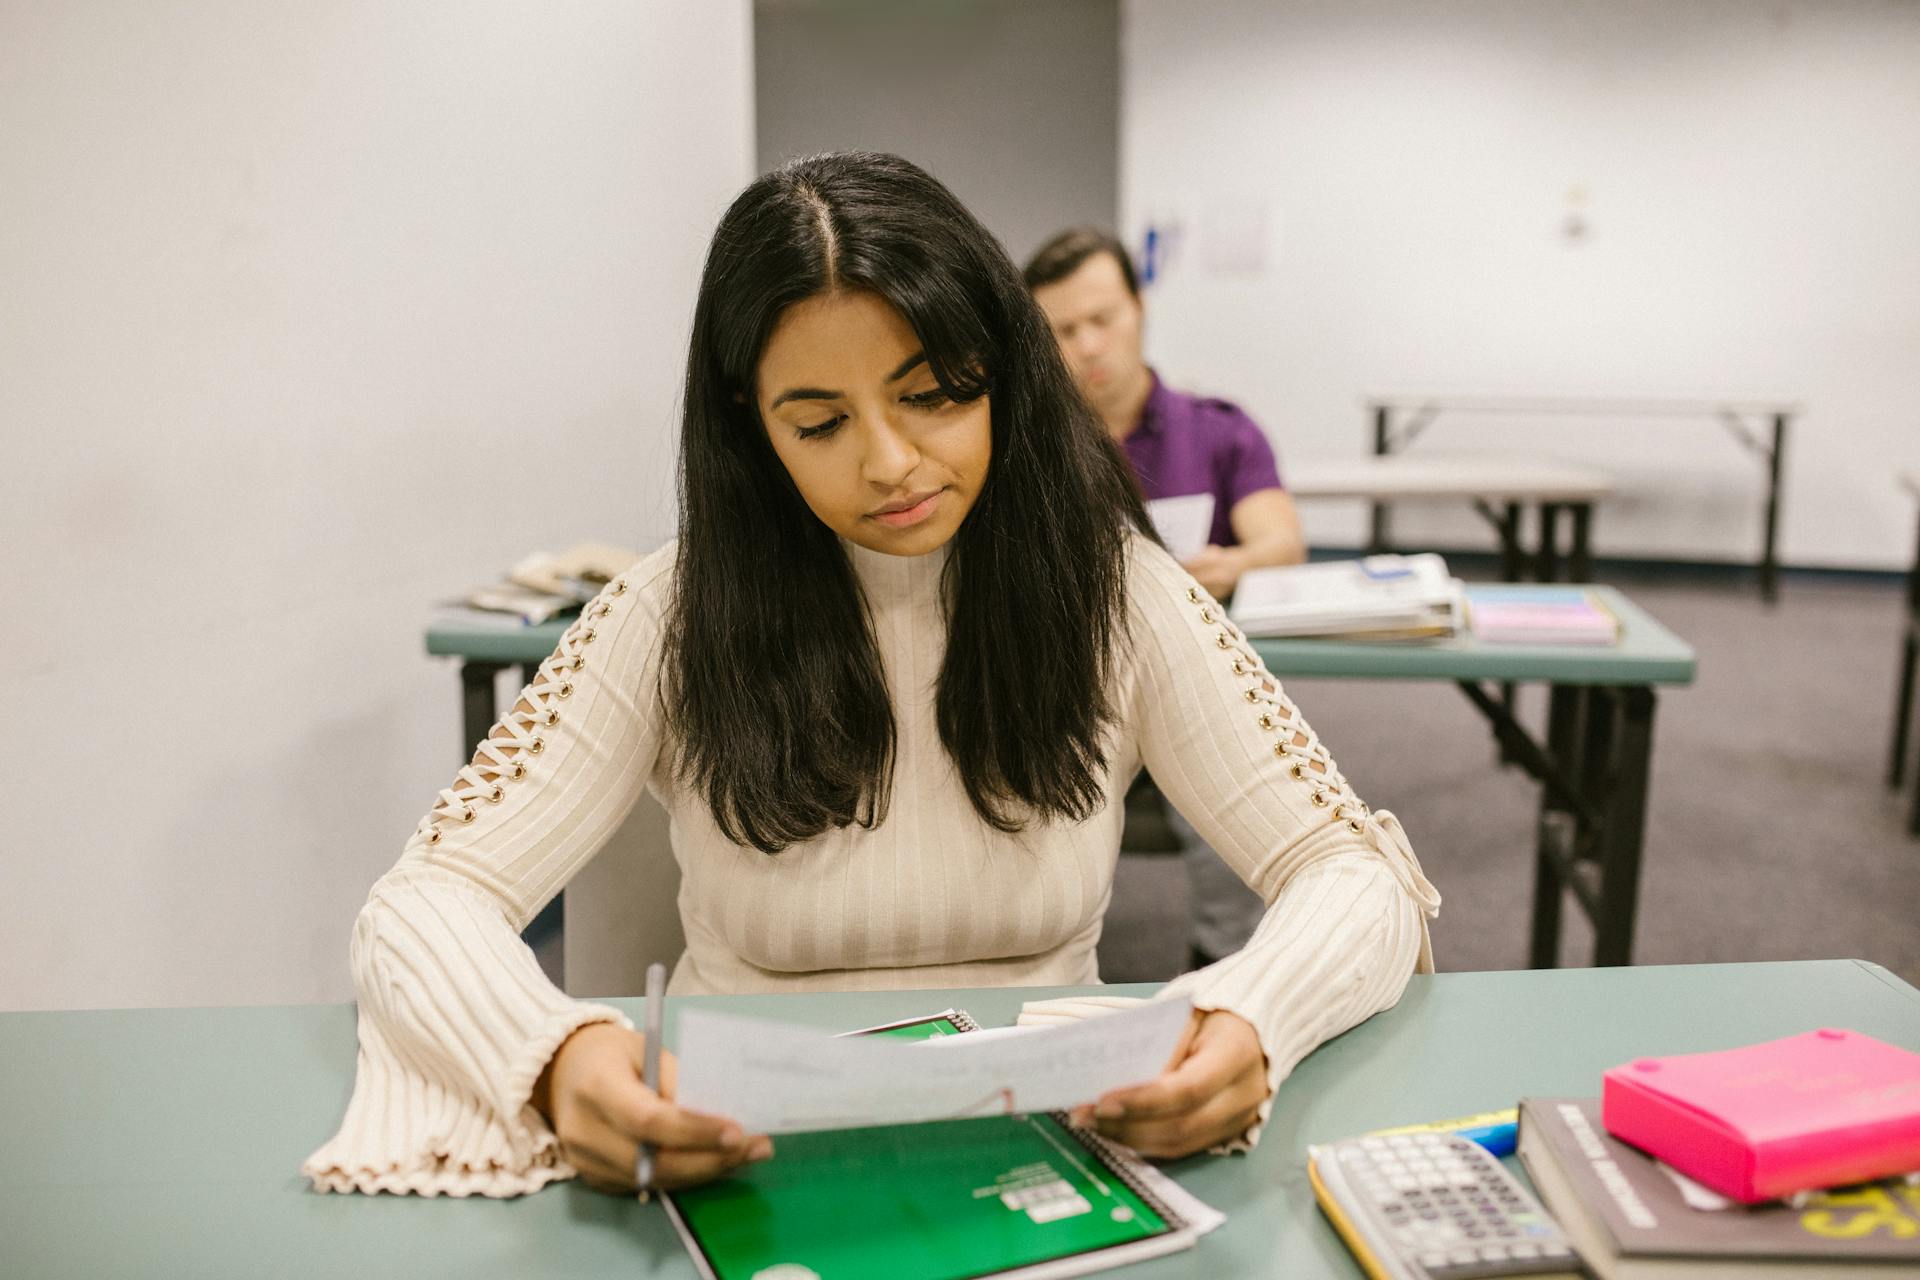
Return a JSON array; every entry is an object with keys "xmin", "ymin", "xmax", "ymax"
[
  {"xmin": 1120, "ymin": 535, "xmax": 1440, "ymax": 1150},
  {"xmin": 303, "ymin": 548, "xmax": 675, "ymax": 1197}
]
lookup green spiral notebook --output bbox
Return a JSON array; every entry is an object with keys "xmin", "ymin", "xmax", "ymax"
[{"xmin": 663, "ymin": 1010, "xmax": 1206, "ymax": 1280}]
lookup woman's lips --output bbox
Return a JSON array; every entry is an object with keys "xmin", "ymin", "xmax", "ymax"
[{"xmin": 868, "ymin": 489, "xmax": 945, "ymax": 529}]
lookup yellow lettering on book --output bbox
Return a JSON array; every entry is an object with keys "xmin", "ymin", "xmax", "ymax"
[{"xmin": 1800, "ymin": 1186, "xmax": 1920, "ymax": 1240}]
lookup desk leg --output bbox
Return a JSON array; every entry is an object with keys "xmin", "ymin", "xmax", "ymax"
[
  {"xmin": 1368, "ymin": 403, "xmax": 1393, "ymax": 553},
  {"xmin": 1497, "ymin": 502, "xmax": 1524, "ymax": 581},
  {"xmin": 1593, "ymin": 686, "xmax": 1656, "ymax": 966},
  {"xmin": 1909, "ymin": 730, "xmax": 1920, "ymax": 836},
  {"xmin": 457, "ymin": 660, "xmax": 565, "ymax": 985},
  {"xmin": 1892, "ymin": 628, "xmax": 1918, "ymax": 789},
  {"xmin": 1895, "ymin": 508, "xmax": 1920, "ymax": 790},
  {"xmin": 460, "ymin": 661, "xmax": 506, "ymax": 759},
  {"xmin": 1529, "ymin": 683, "xmax": 1583, "ymax": 968},
  {"xmin": 1761, "ymin": 414, "xmax": 1787, "ymax": 604},
  {"xmin": 1569, "ymin": 504, "xmax": 1594, "ymax": 583},
  {"xmin": 1495, "ymin": 501, "xmax": 1525, "ymax": 762},
  {"xmin": 1536, "ymin": 502, "xmax": 1564, "ymax": 583}
]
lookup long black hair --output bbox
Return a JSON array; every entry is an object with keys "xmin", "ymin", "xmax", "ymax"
[{"xmin": 662, "ymin": 151, "xmax": 1153, "ymax": 853}]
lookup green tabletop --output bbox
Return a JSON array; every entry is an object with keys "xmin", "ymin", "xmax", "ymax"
[
  {"xmin": 426, "ymin": 614, "xmax": 573, "ymax": 664},
  {"xmin": 1251, "ymin": 585, "xmax": 1695, "ymax": 686},
  {"xmin": 4, "ymin": 960, "xmax": 1913, "ymax": 1278},
  {"xmin": 425, "ymin": 586, "xmax": 1694, "ymax": 687}
]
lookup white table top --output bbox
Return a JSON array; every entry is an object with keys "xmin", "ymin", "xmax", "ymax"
[
  {"xmin": 1360, "ymin": 393, "xmax": 1800, "ymax": 418},
  {"xmin": 1287, "ymin": 454, "xmax": 1614, "ymax": 503},
  {"xmin": 1902, "ymin": 471, "xmax": 1920, "ymax": 500}
]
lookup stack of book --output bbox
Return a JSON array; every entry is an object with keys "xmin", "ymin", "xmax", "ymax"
[
  {"xmin": 1467, "ymin": 587, "xmax": 1622, "ymax": 646},
  {"xmin": 432, "ymin": 542, "xmax": 642, "ymax": 630},
  {"xmin": 1519, "ymin": 1097, "xmax": 1920, "ymax": 1278},
  {"xmin": 1518, "ymin": 1030, "xmax": 1920, "ymax": 1278},
  {"xmin": 1227, "ymin": 554, "xmax": 1465, "ymax": 641}
]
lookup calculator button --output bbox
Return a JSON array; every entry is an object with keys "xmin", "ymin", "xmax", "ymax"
[
  {"xmin": 1478, "ymin": 1245, "xmax": 1509, "ymax": 1262},
  {"xmin": 1361, "ymin": 1137, "xmax": 1386, "ymax": 1150},
  {"xmin": 1541, "ymin": 1243, "xmax": 1573, "ymax": 1258},
  {"xmin": 1509, "ymin": 1243, "xmax": 1539, "ymax": 1260},
  {"xmin": 1418, "ymin": 1251, "xmax": 1450, "ymax": 1268},
  {"xmin": 1446, "ymin": 1248, "xmax": 1478, "ymax": 1264}
]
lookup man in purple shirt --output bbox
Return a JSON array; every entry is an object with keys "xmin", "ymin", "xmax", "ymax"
[
  {"xmin": 1024, "ymin": 228, "xmax": 1305, "ymax": 597},
  {"xmin": 1026, "ymin": 228, "xmax": 1308, "ymax": 969}
]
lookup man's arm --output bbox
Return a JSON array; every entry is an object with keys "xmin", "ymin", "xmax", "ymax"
[
  {"xmin": 1182, "ymin": 487, "xmax": 1306, "ymax": 596},
  {"xmin": 1228, "ymin": 487, "xmax": 1307, "ymax": 569}
]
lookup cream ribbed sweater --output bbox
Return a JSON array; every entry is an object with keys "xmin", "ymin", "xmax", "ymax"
[{"xmin": 302, "ymin": 534, "xmax": 1439, "ymax": 1197}]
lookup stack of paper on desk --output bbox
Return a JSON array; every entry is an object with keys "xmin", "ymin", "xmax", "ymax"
[{"xmin": 1229, "ymin": 553, "xmax": 1465, "ymax": 640}]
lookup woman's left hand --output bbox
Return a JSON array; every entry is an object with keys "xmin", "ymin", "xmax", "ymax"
[{"xmin": 1070, "ymin": 1008, "xmax": 1269, "ymax": 1158}]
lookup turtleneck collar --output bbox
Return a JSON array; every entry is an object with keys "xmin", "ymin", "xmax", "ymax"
[{"xmin": 843, "ymin": 538, "xmax": 952, "ymax": 612}]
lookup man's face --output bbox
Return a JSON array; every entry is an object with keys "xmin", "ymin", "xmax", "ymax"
[{"xmin": 1031, "ymin": 252, "xmax": 1146, "ymax": 415}]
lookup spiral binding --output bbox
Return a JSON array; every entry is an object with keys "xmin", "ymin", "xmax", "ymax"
[{"xmin": 1058, "ymin": 1120, "xmax": 1189, "ymax": 1231}]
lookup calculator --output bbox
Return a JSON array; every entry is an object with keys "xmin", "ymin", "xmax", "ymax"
[{"xmin": 1307, "ymin": 1131, "xmax": 1590, "ymax": 1280}]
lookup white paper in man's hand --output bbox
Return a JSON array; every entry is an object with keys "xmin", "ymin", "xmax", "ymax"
[
  {"xmin": 1146, "ymin": 493, "xmax": 1215, "ymax": 562},
  {"xmin": 672, "ymin": 996, "xmax": 1193, "ymax": 1134}
]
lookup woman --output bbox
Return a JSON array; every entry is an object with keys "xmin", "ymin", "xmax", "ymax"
[{"xmin": 303, "ymin": 152, "xmax": 1439, "ymax": 1199}]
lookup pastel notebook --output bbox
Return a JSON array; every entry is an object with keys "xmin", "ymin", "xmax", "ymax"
[
  {"xmin": 1601, "ymin": 1029, "xmax": 1920, "ymax": 1204},
  {"xmin": 1467, "ymin": 587, "xmax": 1621, "ymax": 646},
  {"xmin": 664, "ymin": 1011, "xmax": 1215, "ymax": 1280}
]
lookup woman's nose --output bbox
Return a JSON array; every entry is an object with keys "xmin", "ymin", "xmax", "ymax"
[{"xmin": 861, "ymin": 417, "xmax": 921, "ymax": 488}]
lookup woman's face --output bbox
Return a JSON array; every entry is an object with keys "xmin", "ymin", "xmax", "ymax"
[{"xmin": 755, "ymin": 289, "xmax": 992, "ymax": 558}]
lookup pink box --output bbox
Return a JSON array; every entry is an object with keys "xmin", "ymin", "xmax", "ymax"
[{"xmin": 1601, "ymin": 1029, "xmax": 1920, "ymax": 1203}]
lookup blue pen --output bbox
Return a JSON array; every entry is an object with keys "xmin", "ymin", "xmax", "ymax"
[{"xmin": 1366, "ymin": 1107, "xmax": 1519, "ymax": 1157}]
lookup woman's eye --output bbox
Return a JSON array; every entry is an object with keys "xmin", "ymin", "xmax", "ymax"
[
  {"xmin": 901, "ymin": 388, "xmax": 951, "ymax": 409},
  {"xmin": 795, "ymin": 416, "xmax": 845, "ymax": 440}
]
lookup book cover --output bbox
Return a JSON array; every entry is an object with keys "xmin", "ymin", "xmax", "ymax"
[
  {"xmin": 1602, "ymin": 1029, "xmax": 1920, "ymax": 1202},
  {"xmin": 1518, "ymin": 1096, "xmax": 1920, "ymax": 1276},
  {"xmin": 1467, "ymin": 590, "xmax": 1621, "ymax": 646},
  {"xmin": 664, "ymin": 1011, "xmax": 1210, "ymax": 1280},
  {"xmin": 1229, "ymin": 554, "xmax": 1464, "ymax": 639}
]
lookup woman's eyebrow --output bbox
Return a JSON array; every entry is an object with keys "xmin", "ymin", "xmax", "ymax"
[
  {"xmin": 769, "ymin": 386, "xmax": 837, "ymax": 408},
  {"xmin": 768, "ymin": 352, "xmax": 929, "ymax": 409}
]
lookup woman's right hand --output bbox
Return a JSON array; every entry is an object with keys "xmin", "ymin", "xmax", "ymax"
[{"xmin": 533, "ymin": 1022, "xmax": 773, "ymax": 1194}]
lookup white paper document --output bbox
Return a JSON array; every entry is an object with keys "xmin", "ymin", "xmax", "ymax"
[
  {"xmin": 1145, "ymin": 494, "xmax": 1215, "ymax": 562},
  {"xmin": 673, "ymin": 996, "xmax": 1194, "ymax": 1135}
]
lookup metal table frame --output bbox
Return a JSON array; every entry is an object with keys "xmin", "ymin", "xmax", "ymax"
[
  {"xmin": 1251, "ymin": 585, "xmax": 1695, "ymax": 969},
  {"xmin": 1365, "ymin": 395, "xmax": 1795, "ymax": 601},
  {"xmin": 431, "ymin": 587, "xmax": 1695, "ymax": 973},
  {"xmin": 1888, "ymin": 473, "xmax": 1920, "ymax": 836}
]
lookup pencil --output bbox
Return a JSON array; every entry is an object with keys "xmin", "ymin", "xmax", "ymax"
[{"xmin": 634, "ymin": 961, "xmax": 666, "ymax": 1201}]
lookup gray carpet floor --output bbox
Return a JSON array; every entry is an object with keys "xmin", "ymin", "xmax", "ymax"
[{"xmin": 1098, "ymin": 569, "xmax": 1920, "ymax": 987}]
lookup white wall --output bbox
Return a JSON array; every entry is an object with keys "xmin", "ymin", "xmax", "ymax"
[
  {"xmin": 0, "ymin": 1, "xmax": 753, "ymax": 1010},
  {"xmin": 1123, "ymin": 0, "xmax": 1920, "ymax": 569},
  {"xmin": 756, "ymin": 0, "xmax": 1117, "ymax": 264}
]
